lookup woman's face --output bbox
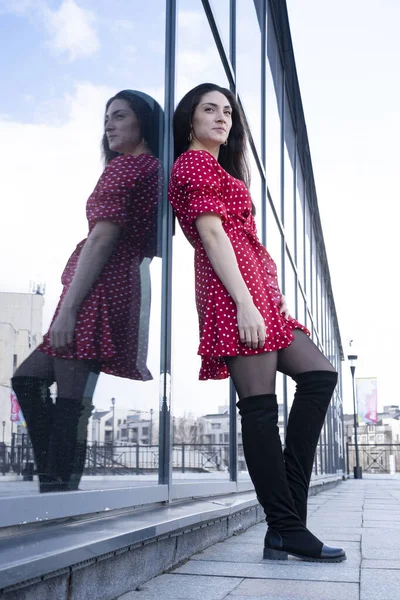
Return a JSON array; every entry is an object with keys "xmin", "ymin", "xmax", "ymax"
[
  {"xmin": 191, "ymin": 91, "xmax": 232, "ymax": 150},
  {"xmin": 105, "ymin": 99, "xmax": 143, "ymax": 154}
]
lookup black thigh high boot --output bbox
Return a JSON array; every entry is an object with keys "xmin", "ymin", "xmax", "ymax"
[
  {"xmin": 41, "ymin": 397, "xmax": 92, "ymax": 493},
  {"xmin": 237, "ymin": 393, "xmax": 345, "ymax": 562},
  {"xmin": 11, "ymin": 376, "xmax": 54, "ymax": 485},
  {"xmin": 284, "ymin": 371, "xmax": 338, "ymax": 524}
]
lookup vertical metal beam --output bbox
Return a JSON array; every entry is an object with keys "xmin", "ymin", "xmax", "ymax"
[
  {"xmin": 260, "ymin": 0, "xmax": 267, "ymax": 247},
  {"xmin": 293, "ymin": 141, "xmax": 298, "ymax": 319},
  {"xmin": 280, "ymin": 72, "xmax": 288, "ymax": 431},
  {"xmin": 228, "ymin": 0, "xmax": 238, "ymax": 482},
  {"xmin": 158, "ymin": 0, "xmax": 177, "ymax": 496},
  {"xmin": 340, "ymin": 369, "xmax": 346, "ymax": 473},
  {"xmin": 230, "ymin": 0, "xmax": 237, "ymax": 76},
  {"xmin": 229, "ymin": 383, "xmax": 238, "ymax": 482}
]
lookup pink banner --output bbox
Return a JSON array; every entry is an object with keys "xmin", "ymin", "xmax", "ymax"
[
  {"xmin": 10, "ymin": 391, "xmax": 25, "ymax": 425},
  {"xmin": 356, "ymin": 378, "xmax": 378, "ymax": 424}
]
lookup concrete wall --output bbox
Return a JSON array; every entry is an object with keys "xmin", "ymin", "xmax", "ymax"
[{"xmin": 0, "ymin": 292, "xmax": 44, "ymax": 443}]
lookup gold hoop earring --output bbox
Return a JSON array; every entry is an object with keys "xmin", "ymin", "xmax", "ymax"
[
  {"xmin": 223, "ymin": 139, "xmax": 228, "ymax": 147},
  {"xmin": 188, "ymin": 132, "xmax": 193, "ymax": 143}
]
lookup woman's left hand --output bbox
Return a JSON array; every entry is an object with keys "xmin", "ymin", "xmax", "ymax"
[
  {"xmin": 279, "ymin": 295, "xmax": 291, "ymax": 319},
  {"xmin": 50, "ymin": 307, "xmax": 77, "ymax": 351}
]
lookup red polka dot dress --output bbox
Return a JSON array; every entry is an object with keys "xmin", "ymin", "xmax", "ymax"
[
  {"xmin": 39, "ymin": 153, "xmax": 161, "ymax": 381},
  {"xmin": 168, "ymin": 150, "xmax": 309, "ymax": 380}
]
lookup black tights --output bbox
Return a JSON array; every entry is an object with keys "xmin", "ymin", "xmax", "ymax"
[
  {"xmin": 226, "ymin": 330, "xmax": 336, "ymax": 400},
  {"xmin": 13, "ymin": 348, "xmax": 100, "ymax": 400}
]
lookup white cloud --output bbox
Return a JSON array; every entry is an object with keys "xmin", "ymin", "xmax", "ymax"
[
  {"xmin": 44, "ymin": 0, "xmax": 99, "ymax": 61},
  {"xmin": 0, "ymin": 0, "xmax": 99, "ymax": 61}
]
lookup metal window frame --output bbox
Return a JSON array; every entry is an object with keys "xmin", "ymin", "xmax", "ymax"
[{"xmin": 0, "ymin": 0, "xmax": 347, "ymax": 530}]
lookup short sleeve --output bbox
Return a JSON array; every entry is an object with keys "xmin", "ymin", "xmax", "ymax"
[
  {"xmin": 90, "ymin": 155, "xmax": 142, "ymax": 228},
  {"xmin": 169, "ymin": 151, "xmax": 227, "ymax": 225}
]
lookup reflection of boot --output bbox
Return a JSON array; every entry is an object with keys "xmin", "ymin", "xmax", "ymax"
[
  {"xmin": 41, "ymin": 397, "xmax": 92, "ymax": 493},
  {"xmin": 11, "ymin": 376, "xmax": 53, "ymax": 485},
  {"xmin": 68, "ymin": 397, "xmax": 94, "ymax": 491},
  {"xmin": 237, "ymin": 393, "xmax": 345, "ymax": 562},
  {"xmin": 284, "ymin": 371, "xmax": 338, "ymax": 524}
]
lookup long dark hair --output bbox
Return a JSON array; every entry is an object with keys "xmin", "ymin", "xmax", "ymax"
[
  {"xmin": 102, "ymin": 90, "xmax": 163, "ymax": 165},
  {"xmin": 173, "ymin": 83, "xmax": 251, "ymax": 189}
]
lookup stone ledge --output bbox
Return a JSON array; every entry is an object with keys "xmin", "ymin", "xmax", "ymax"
[{"xmin": 0, "ymin": 476, "xmax": 342, "ymax": 600}]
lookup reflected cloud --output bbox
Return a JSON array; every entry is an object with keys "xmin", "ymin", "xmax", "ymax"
[
  {"xmin": 44, "ymin": 0, "xmax": 99, "ymax": 61},
  {"xmin": 0, "ymin": 0, "xmax": 99, "ymax": 61}
]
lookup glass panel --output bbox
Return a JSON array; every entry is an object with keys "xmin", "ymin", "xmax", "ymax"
[
  {"xmin": 209, "ymin": 0, "xmax": 230, "ymax": 54},
  {"xmin": 1, "ymin": 1, "xmax": 166, "ymax": 496},
  {"xmin": 266, "ymin": 204, "xmax": 283, "ymax": 286},
  {"xmin": 266, "ymin": 12, "xmax": 283, "ymax": 213},
  {"xmin": 321, "ymin": 276, "xmax": 326, "ymax": 349},
  {"xmin": 249, "ymin": 152, "xmax": 263, "ymax": 236},
  {"xmin": 297, "ymin": 286, "xmax": 306, "ymax": 326},
  {"xmin": 311, "ymin": 230, "xmax": 317, "ymax": 318},
  {"xmin": 317, "ymin": 266, "xmax": 322, "ymax": 340},
  {"xmin": 284, "ymin": 253, "xmax": 296, "ymax": 320},
  {"xmin": 237, "ymin": 0, "xmax": 262, "ymax": 154},
  {"xmin": 283, "ymin": 92, "xmax": 295, "ymax": 254},
  {"xmin": 176, "ymin": 0, "xmax": 229, "ymax": 98},
  {"xmin": 286, "ymin": 376, "xmax": 296, "ymax": 414},
  {"xmin": 304, "ymin": 199, "xmax": 312, "ymax": 305},
  {"xmin": 172, "ymin": 0, "xmax": 232, "ymax": 482},
  {"xmin": 295, "ymin": 153, "xmax": 305, "ymax": 291},
  {"xmin": 276, "ymin": 372, "xmax": 285, "ymax": 443}
]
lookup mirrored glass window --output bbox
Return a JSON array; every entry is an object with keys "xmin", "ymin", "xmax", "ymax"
[
  {"xmin": 266, "ymin": 11, "xmax": 283, "ymax": 214},
  {"xmin": 2, "ymin": 1, "xmax": 166, "ymax": 496},
  {"xmin": 172, "ymin": 0, "xmax": 232, "ymax": 482},
  {"xmin": 283, "ymin": 92, "xmax": 295, "ymax": 254},
  {"xmin": 296, "ymin": 155, "xmax": 305, "ymax": 290},
  {"xmin": 237, "ymin": 0, "xmax": 262, "ymax": 154}
]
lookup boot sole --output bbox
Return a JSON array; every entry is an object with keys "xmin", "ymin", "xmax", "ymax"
[{"xmin": 263, "ymin": 548, "xmax": 347, "ymax": 562}]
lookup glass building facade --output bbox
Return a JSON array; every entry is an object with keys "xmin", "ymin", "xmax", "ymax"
[{"xmin": 0, "ymin": 0, "xmax": 344, "ymax": 530}]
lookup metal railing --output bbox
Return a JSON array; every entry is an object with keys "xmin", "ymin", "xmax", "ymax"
[
  {"xmin": 0, "ymin": 437, "xmax": 247, "ymax": 477},
  {"xmin": 346, "ymin": 443, "xmax": 400, "ymax": 475}
]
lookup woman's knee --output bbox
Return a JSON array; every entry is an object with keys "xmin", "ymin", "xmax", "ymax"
[{"xmin": 12, "ymin": 349, "xmax": 54, "ymax": 381}]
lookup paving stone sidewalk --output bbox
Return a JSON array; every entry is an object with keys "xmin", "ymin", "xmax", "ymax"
[{"xmin": 117, "ymin": 477, "xmax": 400, "ymax": 600}]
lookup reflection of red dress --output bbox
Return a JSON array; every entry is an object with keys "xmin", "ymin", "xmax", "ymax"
[
  {"xmin": 168, "ymin": 150, "xmax": 309, "ymax": 381},
  {"xmin": 40, "ymin": 153, "xmax": 161, "ymax": 381}
]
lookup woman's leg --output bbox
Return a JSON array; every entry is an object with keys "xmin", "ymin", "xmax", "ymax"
[
  {"xmin": 226, "ymin": 352, "xmax": 344, "ymax": 561},
  {"xmin": 11, "ymin": 350, "xmax": 55, "ymax": 483},
  {"xmin": 43, "ymin": 358, "xmax": 100, "ymax": 492},
  {"xmin": 277, "ymin": 330, "xmax": 338, "ymax": 524}
]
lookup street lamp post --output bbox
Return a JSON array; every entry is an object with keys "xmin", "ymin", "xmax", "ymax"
[
  {"xmin": 150, "ymin": 408, "xmax": 154, "ymax": 446},
  {"xmin": 111, "ymin": 397, "xmax": 116, "ymax": 451},
  {"xmin": 348, "ymin": 354, "xmax": 362, "ymax": 479},
  {"xmin": 2, "ymin": 421, "xmax": 5, "ymax": 443}
]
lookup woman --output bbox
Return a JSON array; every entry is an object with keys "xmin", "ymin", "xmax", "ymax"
[
  {"xmin": 168, "ymin": 83, "xmax": 345, "ymax": 562},
  {"xmin": 12, "ymin": 90, "xmax": 163, "ymax": 492}
]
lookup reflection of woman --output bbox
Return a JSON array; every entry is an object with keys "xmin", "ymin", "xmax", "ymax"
[
  {"xmin": 168, "ymin": 83, "xmax": 345, "ymax": 562},
  {"xmin": 12, "ymin": 90, "xmax": 163, "ymax": 492}
]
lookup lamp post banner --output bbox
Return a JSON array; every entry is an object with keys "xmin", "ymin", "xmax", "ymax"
[
  {"xmin": 10, "ymin": 390, "xmax": 26, "ymax": 425},
  {"xmin": 355, "ymin": 378, "xmax": 378, "ymax": 424}
]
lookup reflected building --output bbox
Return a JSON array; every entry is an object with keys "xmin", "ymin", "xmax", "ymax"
[{"xmin": 0, "ymin": 291, "xmax": 44, "ymax": 444}]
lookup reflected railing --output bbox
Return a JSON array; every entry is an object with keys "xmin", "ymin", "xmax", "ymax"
[{"xmin": 0, "ymin": 437, "xmax": 249, "ymax": 479}]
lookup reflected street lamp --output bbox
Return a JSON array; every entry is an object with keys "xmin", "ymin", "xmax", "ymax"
[
  {"xmin": 348, "ymin": 354, "xmax": 362, "ymax": 479},
  {"xmin": 150, "ymin": 408, "xmax": 154, "ymax": 446},
  {"xmin": 111, "ymin": 397, "xmax": 116, "ymax": 450}
]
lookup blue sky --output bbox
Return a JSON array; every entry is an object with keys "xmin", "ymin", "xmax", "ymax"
[
  {"xmin": 286, "ymin": 0, "xmax": 400, "ymax": 413},
  {"xmin": 0, "ymin": 0, "xmax": 165, "ymax": 123}
]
